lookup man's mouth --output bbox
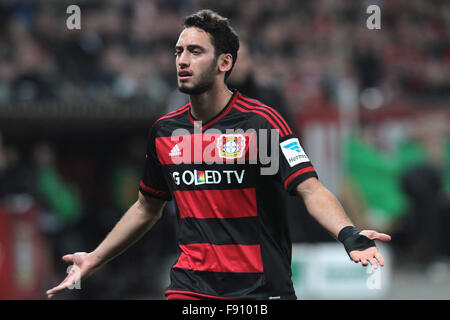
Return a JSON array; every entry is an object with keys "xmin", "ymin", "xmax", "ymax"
[{"xmin": 178, "ymin": 71, "xmax": 192, "ymax": 80}]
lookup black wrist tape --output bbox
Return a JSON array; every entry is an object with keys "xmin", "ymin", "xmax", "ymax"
[{"xmin": 338, "ymin": 226, "xmax": 376, "ymax": 255}]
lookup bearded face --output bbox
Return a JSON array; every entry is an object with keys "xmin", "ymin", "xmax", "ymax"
[{"xmin": 175, "ymin": 27, "xmax": 220, "ymax": 95}]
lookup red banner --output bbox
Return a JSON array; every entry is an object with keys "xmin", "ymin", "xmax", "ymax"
[{"xmin": 0, "ymin": 202, "xmax": 51, "ymax": 299}]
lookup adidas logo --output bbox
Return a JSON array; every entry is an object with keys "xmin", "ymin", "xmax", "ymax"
[{"xmin": 169, "ymin": 144, "xmax": 181, "ymax": 157}]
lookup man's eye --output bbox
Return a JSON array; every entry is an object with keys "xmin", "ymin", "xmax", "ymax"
[
  {"xmin": 174, "ymin": 51, "xmax": 181, "ymax": 56},
  {"xmin": 192, "ymin": 50, "xmax": 201, "ymax": 55}
]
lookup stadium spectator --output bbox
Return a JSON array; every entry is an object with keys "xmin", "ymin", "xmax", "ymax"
[{"xmin": 0, "ymin": 0, "xmax": 448, "ymax": 108}]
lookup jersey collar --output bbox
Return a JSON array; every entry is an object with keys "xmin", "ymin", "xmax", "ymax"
[{"xmin": 188, "ymin": 89, "xmax": 239, "ymax": 131}]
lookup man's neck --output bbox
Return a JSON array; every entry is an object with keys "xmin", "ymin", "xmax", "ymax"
[{"xmin": 189, "ymin": 84, "xmax": 233, "ymax": 123}]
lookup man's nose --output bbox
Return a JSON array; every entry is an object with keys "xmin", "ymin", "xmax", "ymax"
[{"xmin": 177, "ymin": 51, "xmax": 189, "ymax": 68}]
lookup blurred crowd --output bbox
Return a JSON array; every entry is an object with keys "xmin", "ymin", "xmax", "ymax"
[
  {"xmin": 0, "ymin": 0, "xmax": 449, "ymax": 299},
  {"xmin": 0, "ymin": 131, "xmax": 179, "ymax": 299},
  {"xmin": 0, "ymin": 0, "xmax": 449, "ymax": 110}
]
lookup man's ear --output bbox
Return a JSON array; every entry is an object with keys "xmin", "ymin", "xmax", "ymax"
[{"xmin": 218, "ymin": 53, "xmax": 233, "ymax": 73}]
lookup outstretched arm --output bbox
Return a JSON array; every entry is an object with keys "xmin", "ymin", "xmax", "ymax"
[
  {"xmin": 46, "ymin": 191, "xmax": 166, "ymax": 298},
  {"xmin": 295, "ymin": 177, "xmax": 391, "ymax": 268}
]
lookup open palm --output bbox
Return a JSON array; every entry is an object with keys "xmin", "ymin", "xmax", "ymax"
[
  {"xmin": 46, "ymin": 252, "xmax": 99, "ymax": 298},
  {"xmin": 348, "ymin": 230, "xmax": 391, "ymax": 269}
]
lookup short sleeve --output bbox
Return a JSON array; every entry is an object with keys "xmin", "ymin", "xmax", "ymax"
[
  {"xmin": 278, "ymin": 133, "xmax": 318, "ymax": 195},
  {"xmin": 139, "ymin": 124, "xmax": 172, "ymax": 201},
  {"xmin": 258, "ymin": 110, "xmax": 318, "ymax": 195}
]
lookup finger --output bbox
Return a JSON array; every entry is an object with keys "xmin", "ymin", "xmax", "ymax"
[
  {"xmin": 360, "ymin": 230, "xmax": 391, "ymax": 242},
  {"xmin": 349, "ymin": 252, "xmax": 360, "ymax": 263},
  {"xmin": 369, "ymin": 258, "xmax": 378, "ymax": 269},
  {"xmin": 46, "ymin": 280, "xmax": 73, "ymax": 296},
  {"xmin": 47, "ymin": 281, "xmax": 70, "ymax": 295},
  {"xmin": 46, "ymin": 273, "xmax": 76, "ymax": 296},
  {"xmin": 360, "ymin": 257, "xmax": 369, "ymax": 266},
  {"xmin": 359, "ymin": 230, "xmax": 376, "ymax": 239},
  {"xmin": 373, "ymin": 232, "xmax": 391, "ymax": 242},
  {"xmin": 62, "ymin": 254, "xmax": 74, "ymax": 263},
  {"xmin": 375, "ymin": 251, "xmax": 385, "ymax": 267}
]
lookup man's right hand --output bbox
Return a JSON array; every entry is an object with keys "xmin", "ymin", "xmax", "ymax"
[
  {"xmin": 46, "ymin": 252, "xmax": 101, "ymax": 299},
  {"xmin": 46, "ymin": 194, "xmax": 166, "ymax": 299}
]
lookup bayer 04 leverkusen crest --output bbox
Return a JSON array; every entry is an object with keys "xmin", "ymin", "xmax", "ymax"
[{"xmin": 217, "ymin": 134, "xmax": 246, "ymax": 159}]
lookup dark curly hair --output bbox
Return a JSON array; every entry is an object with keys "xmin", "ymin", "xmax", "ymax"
[{"xmin": 183, "ymin": 9, "xmax": 240, "ymax": 80}]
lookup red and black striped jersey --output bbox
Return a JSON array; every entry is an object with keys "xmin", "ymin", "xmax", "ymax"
[{"xmin": 139, "ymin": 90, "xmax": 318, "ymax": 300}]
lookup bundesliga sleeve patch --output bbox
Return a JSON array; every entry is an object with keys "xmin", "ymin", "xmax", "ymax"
[{"xmin": 280, "ymin": 138, "xmax": 310, "ymax": 167}]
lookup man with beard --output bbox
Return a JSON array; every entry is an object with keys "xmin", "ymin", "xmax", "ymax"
[{"xmin": 47, "ymin": 9, "xmax": 391, "ymax": 300}]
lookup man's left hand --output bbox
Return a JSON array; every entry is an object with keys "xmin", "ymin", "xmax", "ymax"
[{"xmin": 348, "ymin": 230, "xmax": 391, "ymax": 269}]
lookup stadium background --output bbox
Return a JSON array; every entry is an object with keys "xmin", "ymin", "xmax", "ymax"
[{"xmin": 0, "ymin": 0, "xmax": 449, "ymax": 299}]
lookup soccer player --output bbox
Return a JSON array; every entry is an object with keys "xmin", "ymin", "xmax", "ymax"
[{"xmin": 46, "ymin": 9, "xmax": 391, "ymax": 300}]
